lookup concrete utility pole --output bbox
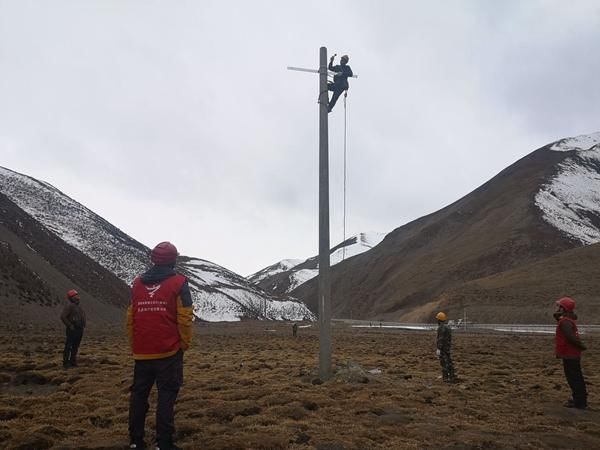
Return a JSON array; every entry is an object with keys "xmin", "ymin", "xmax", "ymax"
[
  {"xmin": 317, "ymin": 47, "xmax": 332, "ymax": 380},
  {"xmin": 288, "ymin": 46, "xmax": 332, "ymax": 380}
]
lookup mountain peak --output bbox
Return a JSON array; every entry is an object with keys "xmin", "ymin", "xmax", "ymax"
[{"xmin": 550, "ymin": 131, "xmax": 600, "ymax": 152}]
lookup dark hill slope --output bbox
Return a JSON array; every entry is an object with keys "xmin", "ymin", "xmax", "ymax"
[
  {"xmin": 293, "ymin": 144, "xmax": 579, "ymax": 322},
  {"xmin": 416, "ymin": 242, "xmax": 600, "ymax": 324},
  {"xmin": 0, "ymin": 193, "xmax": 127, "ymax": 328}
]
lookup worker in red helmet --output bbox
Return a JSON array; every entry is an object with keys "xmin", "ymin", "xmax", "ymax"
[
  {"xmin": 60, "ymin": 289, "xmax": 86, "ymax": 368},
  {"xmin": 127, "ymin": 241, "xmax": 193, "ymax": 450},
  {"xmin": 554, "ymin": 297, "xmax": 587, "ymax": 409}
]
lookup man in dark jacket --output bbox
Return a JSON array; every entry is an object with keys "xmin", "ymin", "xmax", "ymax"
[
  {"xmin": 436, "ymin": 311, "xmax": 456, "ymax": 383},
  {"xmin": 554, "ymin": 297, "xmax": 587, "ymax": 409},
  {"xmin": 127, "ymin": 241, "xmax": 193, "ymax": 450},
  {"xmin": 327, "ymin": 54, "xmax": 353, "ymax": 112},
  {"xmin": 60, "ymin": 289, "xmax": 86, "ymax": 368}
]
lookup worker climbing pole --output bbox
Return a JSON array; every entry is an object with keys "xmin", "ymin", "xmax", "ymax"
[
  {"xmin": 327, "ymin": 54, "xmax": 353, "ymax": 113},
  {"xmin": 287, "ymin": 47, "xmax": 357, "ymax": 380}
]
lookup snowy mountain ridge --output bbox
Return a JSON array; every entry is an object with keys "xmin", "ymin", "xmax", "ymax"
[
  {"xmin": 248, "ymin": 259, "xmax": 304, "ymax": 285},
  {"xmin": 249, "ymin": 231, "xmax": 386, "ymax": 295},
  {"xmin": 536, "ymin": 131, "xmax": 600, "ymax": 245},
  {"xmin": 0, "ymin": 166, "xmax": 148, "ymax": 283},
  {"xmin": 0, "ymin": 166, "xmax": 313, "ymax": 322}
]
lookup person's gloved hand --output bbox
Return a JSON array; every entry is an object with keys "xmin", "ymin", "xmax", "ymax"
[{"xmin": 436, "ymin": 349, "xmax": 441, "ymax": 357}]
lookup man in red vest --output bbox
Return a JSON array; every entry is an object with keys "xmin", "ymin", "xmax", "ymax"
[
  {"xmin": 60, "ymin": 289, "xmax": 86, "ymax": 368},
  {"xmin": 554, "ymin": 297, "xmax": 587, "ymax": 409},
  {"xmin": 127, "ymin": 242, "xmax": 193, "ymax": 450}
]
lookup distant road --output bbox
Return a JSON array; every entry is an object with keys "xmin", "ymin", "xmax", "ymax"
[{"xmin": 333, "ymin": 319, "xmax": 600, "ymax": 334}]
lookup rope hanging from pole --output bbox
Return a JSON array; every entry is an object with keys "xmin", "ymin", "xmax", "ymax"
[{"xmin": 342, "ymin": 90, "xmax": 348, "ymax": 261}]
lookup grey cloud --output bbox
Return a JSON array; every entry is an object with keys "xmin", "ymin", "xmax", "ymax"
[{"xmin": 1, "ymin": 1, "xmax": 598, "ymax": 274}]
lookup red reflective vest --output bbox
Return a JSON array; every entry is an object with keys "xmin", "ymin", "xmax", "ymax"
[
  {"xmin": 130, "ymin": 273, "xmax": 187, "ymax": 359},
  {"xmin": 555, "ymin": 316, "xmax": 582, "ymax": 359}
]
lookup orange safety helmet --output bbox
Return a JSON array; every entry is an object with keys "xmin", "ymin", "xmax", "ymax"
[{"xmin": 435, "ymin": 311, "xmax": 447, "ymax": 321}]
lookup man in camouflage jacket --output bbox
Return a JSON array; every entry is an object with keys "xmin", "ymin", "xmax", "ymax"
[{"xmin": 436, "ymin": 311, "xmax": 456, "ymax": 383}]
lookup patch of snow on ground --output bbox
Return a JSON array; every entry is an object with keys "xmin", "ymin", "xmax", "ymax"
[
  {"xmin": 536, "ymin": 133, "xmax": 600, "ymax": 245},
  {"xmin": 184, "ymin": 263, "xmax": 230, "ymax": 286},
  {"xmin": 493, "ymin": 328, "xmax": 554, "ymax": 334},
  {"xmin": 193, "ymin": 291, "xmax": 242, "ymax": 322},
  {"xmin": 289, "ymin": 268, "xmax": 318, "ymax": 291}
]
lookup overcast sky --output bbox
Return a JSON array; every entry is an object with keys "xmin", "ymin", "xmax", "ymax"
[{"xmin": 1, "ymin": 1, "xmax": 599, "ymax": 276}]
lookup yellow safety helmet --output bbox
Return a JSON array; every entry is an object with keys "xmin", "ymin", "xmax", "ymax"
[{"xmin": 435, "ymin": 312, "xmax": 447, "ymax": 321}]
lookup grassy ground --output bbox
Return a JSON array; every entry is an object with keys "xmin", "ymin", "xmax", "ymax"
[{"xmin": 1, "ymin": 321, "xmax": 599, "ymax": 449}]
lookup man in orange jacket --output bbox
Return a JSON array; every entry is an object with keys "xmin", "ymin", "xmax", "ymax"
[
  {"xmin": 554, "ymin": 297, "xmax": 587, "ymax": 409},
  {"xmin": 127, "ymin": 242, "xmax": 193, "ymax": 450}
]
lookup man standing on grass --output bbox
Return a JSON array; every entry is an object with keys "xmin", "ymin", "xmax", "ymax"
[
  {"xmin": 60, "ymin": 289, "xmax": 86, "ymax": 368},
  {"xmin": 127, "ymin": 242, "xmax": 193, "ymax": 450},
  {"xmin": 554, "ymin": 297, "xmax": 587, "ymax": 409},
  {"xmin": 435, "ymin": 311, "xmax": 456, "ymax": 383}
]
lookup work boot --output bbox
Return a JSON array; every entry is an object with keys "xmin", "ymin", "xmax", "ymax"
[
  {"xmin": 156, "ymin": 439, "xmax": 181, "ymax": 450},
  {"xmin": 564, "ymin": 399, "xmax": 587, "ymax": 409},
  {"xmin": 129, "ymin": 440, "xmax": 146, "ymax": 449}
]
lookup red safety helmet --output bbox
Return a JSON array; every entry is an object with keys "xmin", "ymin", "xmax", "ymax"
[
  {"xmin": 556, "ymin": 297, "xmax": 576, "ymax": 312},
  {"xmin": 151, "ymin": 241, "xmax": 179, "ymax": 265},
  {"xmin": 66, "ymin": 289, "xmax": 79, "ymax": 299}
]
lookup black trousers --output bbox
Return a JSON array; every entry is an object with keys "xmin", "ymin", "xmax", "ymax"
[
  {"xmin": 439, "ymin": 350, "xmax": 455, "ymax": 381},
  {"xmin": 129, "ymin": 351, "xmax": 184, "ymax": 445},
  {"xmin": 63, "ymin": 327, "xmax": 83, "ymax": 365},
  {"xmin": 328, "ymin": 83, "xmax": 345, "ymax": 111},
  {"xmin": 563, "ymin": 358, "xmax": 587, "ymax": 407}
]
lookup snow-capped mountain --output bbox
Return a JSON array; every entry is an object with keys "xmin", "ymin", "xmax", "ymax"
[
  {"xmin": 180, "ymin": 256, "xmax": 312, "ymax": 321},
  {"xmin": 248, "ymin": 259, "xmax": 304, "ymax": 285},
  {"xmin": 291, "ymin": 132, "xmax": 600, "ymax": 323},
  {"xmin": 0, "ymin": 166, "xmax": 313, "ymax": 322},
  {"xmin": 248, "ymin": 232, "xmax": 386, "ymax": 296}
]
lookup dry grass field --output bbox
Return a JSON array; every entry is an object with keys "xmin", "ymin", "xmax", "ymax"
[{"xmin": 1, "ymin": 321, "xmax": 599, "ymax": 449}]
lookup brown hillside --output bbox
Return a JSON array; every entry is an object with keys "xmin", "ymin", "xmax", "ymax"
[
  {"xmin": 413, "ymin": 242, "xmax": 600, "ymax": 324},
  {"xmin": 293, "ymin": 146, "xmax": 582, "ymax": 322}
]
